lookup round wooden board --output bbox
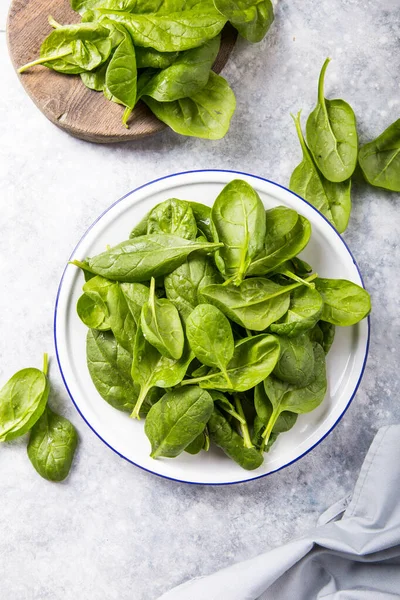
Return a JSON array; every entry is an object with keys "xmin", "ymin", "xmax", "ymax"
[{"xmin": 7, "ymin": 0, "xmax": 237, "ymax": 143}]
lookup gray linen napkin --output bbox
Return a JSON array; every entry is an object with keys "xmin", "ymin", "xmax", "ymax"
[{"xmin": 159, "ymin": 425, "xmax": 400, "ymax": 600}]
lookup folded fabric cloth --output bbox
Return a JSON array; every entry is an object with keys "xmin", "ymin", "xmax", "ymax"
[{"xmin": 159, "ymin": 425, "xmax": 400, "ymax": 600}]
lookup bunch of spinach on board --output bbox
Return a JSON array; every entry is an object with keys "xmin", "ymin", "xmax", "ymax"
[
  {"xmin": 0, "ymin": 354, "xmax": 78, "ymax": 481},
  {"xmin": 72, "ymin": 179, "xmax": 371, "ymax": 471},
  {"xmin": 17, "ymin": 0, "xmax": 275, "ymax": 138},
  {"xmin": 290, "ymin": 59, "xmax": 400, "ymax": 233}
]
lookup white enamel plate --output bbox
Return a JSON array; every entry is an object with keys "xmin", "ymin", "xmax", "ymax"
[{"xmin": 54, "ymin": 170, "xmax": 370, "ymax": 485}]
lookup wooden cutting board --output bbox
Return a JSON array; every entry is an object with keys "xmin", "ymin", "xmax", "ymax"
[{"xmin": 7, "ymin": 0, "xmax": 237, "ymax": 143}]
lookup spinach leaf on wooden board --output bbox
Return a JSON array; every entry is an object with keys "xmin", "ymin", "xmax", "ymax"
[
  {"xmin": 141, "ymin": 277, "xmax": 184, "ymax": 359},
  {"xmin": 145, "ymin": 386, "xmax": 213, "ymax": 458},
  {"xmin": 269, "ymin": 286, "xmax": 323, "ymax": 337},
  {"xmin": 103, "ymin": 23, "xmax": 137, "ymax": 127},
  {"xmin": 358, "ymin": 119, "xmax": 400, "ymax": 192},
  {"xmin": 136, "ymin": 47, "xmax": 179, "ymax": 69},
  {"xmin": 214, "ymin": 0, "xmax": 273, "ymax": 43},
  {"xmin": 164, "ymin": 250, "xmax": 222, "ymax": 321},
  {"xmin": 272, "ymin": 334, "xmax": 315, "ymax": 387},
  {"xmin": 86, "ymin": 329, "xmax": 138, "ymax": 411},
  {"xmin": 100, "ymin": 10, "xmax": 227, "ymax": 52},
  {"xmin": 0, "ymin": 355, "xmax": 49, "ymax": 442},
  {"xmin": 208, "ymin": 407, "xmax": 263, "ymax": 470},
  {"xmin": 81, "ymin": 60, "xmax": 109, "ymax": 91},
  {"xmin": 79, "ymin": 235, "xmax": 222, "ymax": 282},
  {"xmin": 200, "ymin": 276, "xmax": 317, "ymax": 331},
  {"xmin": 306, "ymin": 58, "xmax": 358, "ymax": 183},
  {"xmin": 147, "ymin": 198, "xmax": 197, "ymax": 239},
  {"xmin": 27, "ymin": 407, "xmax": 78, "ymax": 482},
  {"xmin": 143, "ymin": 72, "xmax": 236, "ymax": 140},
  {"xmin": 261, "ymin": 342, "xmax": 327, "ymax": 447},
  {"xmin": 290, "ymin": 112, "xmax": 352, "ymax": 233},
  {"xmin": 186, "ymin": 304, "xmax": 234, "ymax": 385},
  {"xmin": 140, "ymin": 36, "xmax": 220, "ymax": 102},
  {"xmin": 247, "ymin": 207, "xmax": 311, "ymax": 276},
  {"xmin": 315, "ymin": 278, "xmax": 371, "ymax": 326},
  {"xmin": 184, "ymin": 334, "xmax": 280, "ymax": 391},
  {"xmin": 210, "ymin": 179, "xmax": 266, "ymax": 284},
  {"xmin": 131, "ymin": 325, "xmax": 194, "ymax": 418}
]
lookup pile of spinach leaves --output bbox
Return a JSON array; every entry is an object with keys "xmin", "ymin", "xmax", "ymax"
[
  {"xmin": 73, "ymin": 179, "xmax": 371, "ymax": 471},
  {"xmin": 290, "ymin": 59, "xmax": 400, "ymax": 233},
  {"xmin": 18, "ymin": 0, "xmax": 275, "ymax": 138},
  {"xmin": 0, "ymin": 354, "xmax": 78, "ymax": 482}
]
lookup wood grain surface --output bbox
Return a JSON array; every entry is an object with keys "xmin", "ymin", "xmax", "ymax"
[{"xmin": 7, "ymin": 0, "xmax": 237, "ymax": 143}]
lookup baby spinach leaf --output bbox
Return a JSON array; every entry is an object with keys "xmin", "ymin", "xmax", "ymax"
[
  {"xmin": 211, "ymin": 179, "xmax": 266, "ymax": 284},
  {"xmin": 247, "ymin": 207, "xmax": 311, "ymax": 275},
  {"xmin": 106, "ymin": 283, "xmax": 137, "ymax": 352},
  {"xmin": 76, "ymin": 293, "xmax": 110, "ymax": 330},
  {"xmin": 318, "ymin": 321, "xmax": 335, "ymax": 354},
  {"xmin": 83, "ymin": 234, "xmax": 222, "ymax": 282},
  {"xmin": 145, "ymin": 386, "xmax": 213, "ymax": 458},
  {"xmin": 210, "ymin": 390, "xmax": 246, "ymax": 424},
  {"xmin": 184, "ymin": 334, "xmax": 280, "ymax": 392},
  {"xmin": 208, "ymin": 407, "xmax": 263, "ymax": 470},
  {"xmin": 269, "ymin": 286, "xmax": 323, "ymax": 337},
  {"xmin": 131, "ymin": 324, "xmax": 193, "ymax": 418},
  {"xmin": 147, "ymin": 198, "xmax": 197, "ymax": 239},
  {"xmin": 81, "ymin": 60, "xmax": 109, "ymax": 91},
  {"xmin": 306, "ymin": 58, "xmax": 358, "ymax": 183},
  {"xmin": 185, "ymin": 431, "xmax": 206, "ymax": 454},
  {"xmin": 140, "ymin": 36, "xmax": 220, "ymax": 102},
  {"xmin": 273, "ymin": 334, "xmax": 315, "ymax": 387},
  {"xmin": 136, "ymin": 46, "xmax": 179, "ymax": 69},
  {"xmin": 164, "ymin": 249, "xmax": 222, "ymax": 321},
  {"xmin": 201, "ymin": 276, "xmax": 316, "ymax": 331},
  {"xmin": 27, "ymin": 407, "xmax": 78, "ymax": 482},
  {"xmin": 189, "ymin": 201, "xmax": 213, "ymax": 240},
  {"xmin": 315, "ymin": 278, "xmax": 371, "ymax": 326},
  {"xmin": 186, "ymin": 304, "xmax": 234, "ymax": 385},
  {"xmin": 358, "ymin": 119, "xmax": 400, "ymax": 192},
  {"xmin": 119, "ymin": 282, "xmax": 149, "ymax": 324},
  {"xmin": 143, "ymin": 72, "xmax": 236, "ymax": 140},
  {"xmin": 214, "ymin": 0, "xmax": 274, "ymax": 43},
  {"xmin": 0, "ymin": 356, "xmax": 49, "ymax": 442},
  {"xmin": 141, "ymin": 277, "xmax": 184, "ymax": 359},
  {"xmin": 86, "ymin": 329, "xmax": 138, "ymax": 412},
  {"xmin": 129, "ymin": 213, "xmax": 150, "ymax": 238},
  {"xmin": 104, "ymin": 24, "xmax": 137, "ymax": 127},
  {"xmin": 290, "ymin": 112, "xmax": 352, "ymax": 233},
  {"xmin": 100, "ymin": 10, "xmax": 226, "ymax": 52},
  {"xmin": 254, "ymin": 383, "xmax": 298, "ymax": 432},
  {"xmin": 261, "ymin": 342, "xmax": 327, "ymax": 447},
  {"xmin": 139, "ymin": 387, "xmax": 164, "ymax": 418}
]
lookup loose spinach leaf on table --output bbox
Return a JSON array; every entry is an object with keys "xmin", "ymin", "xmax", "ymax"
[
  {"xmin": 315, "ymin": 278, "xmax": 371, "ymax": 326},
  {"xmin": 214, "ymin": 0, "xmax": 274, "ymax": 43},
  {"xmin": 131, "ymin": 324, "xmax": 194, "ymax": 418},
  {"xmin": 76, "ymin": 234, "xmax": 222, "ymax": 282},
  {"xmin": 164, "ymin": 247, "xmax": 221, "ymax": 321},
  {"xmin": 143, "ymin": 72, "xmax": 236, "ymax": 140},
  {"xmin": 358, "ymin": 119, "xmax": 400, "ymax": 192},
  {"xmin": 141, "ymin": 277, "xmax": 184, "ymax": 359},
  {"xmin": 184, "ymin": 334, "xmax": 280, "ymax": 391},
  {"xmin": 201, "ymin": 275, "xmax": 316, "ymax": 330},
  {"xmin": 261, "ymin": 342, "xmax": 327, "ymax": 447},
  {"xmin": 0, "ymin": 355, "xmax": 49, "ymax": 442},
  {"xmin": 290, "ymin": 112, "xmax": 352, "ymax": 233},
  {"xmin": 100, "ymin": 9, "xmax": 226, "ymax": 52},
  {"xmin": 186, "ymin": 304, "xmax": 234, "ymax": 385},
  {"xmin": 147, "ymin": 198, "xmax": 197, "ymax": 239},
  {"xmin": 247, "ymin": 206, "xmax": 311, "ymax": 276},
  {"xmin": 269, "ymin": 286, "xmax": 323, "ymax": 337},
  {"xmin": 306, "ymin": 58, "xmax": 358, "ymax": 183},
  {"xmin": 272, "ymin": 333, "xmax": 315, "ymax": 387},
  {"xmin": 87, "ymin": 329, "xmax": 138, "ymax": 411},
  {"xmin": 27, "ymin": 407, "xmax": 78, "ymax": 482},
  {"xmin": 208, "ymin": 407, "xmax": 263, "ymax": 470},
  {"xmin": 139, "ymin": 35, "xmax": 220, "ymax": 102},
  {"xmin": 145, "ymin": 386, "xmax": 213, "ymax": 458},
  {"xmin": 210, "ymin": 179, "xmax": 266, "ymax": 284}
]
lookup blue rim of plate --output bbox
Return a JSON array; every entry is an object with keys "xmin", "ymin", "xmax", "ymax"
[{"xmin": 54, "ymin": 169, "xmax": 371, "ymax": 486}]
